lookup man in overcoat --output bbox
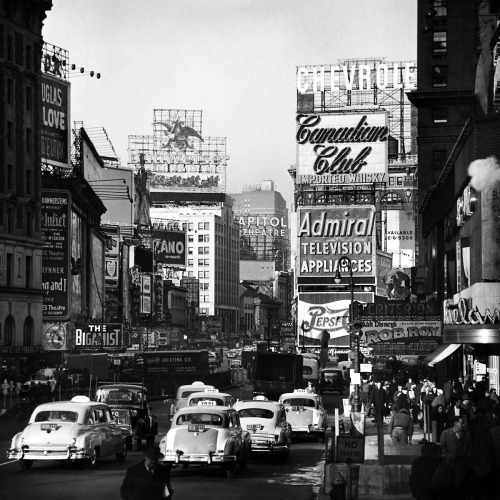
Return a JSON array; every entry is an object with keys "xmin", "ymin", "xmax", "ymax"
[{"xmin": 121, "ymin": 445, "xmax": 173, "ymax": 500}]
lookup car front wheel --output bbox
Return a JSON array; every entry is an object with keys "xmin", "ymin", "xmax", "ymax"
[
  {"xmin": 115, "ymin": 442, "xmax": 127, "ymax": 462},
  {"xmin": 87, "ymin": 447, "xmax": 98, "ymax": 469},
  {"xmin": 19, "ymin": 459, "xmax": 33, "ymax": 471}
]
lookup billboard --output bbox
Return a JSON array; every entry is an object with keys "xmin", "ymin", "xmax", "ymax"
[
  {"xmin": 142, "ymin": 350, "xmax": 210, "ymax": 376},
  {"xmin": 41, "ymin": 74, "xmax": 70, "ymax": 168},
  {"xmin": 153, "ymin": 229, "xmax": 186, "ymax": 266},
  {"xmin": 42, "ymin": 191, "xmax": 71, "ymax": 320},
  {"xmin": 298, "ymin": 205, "xmax": 376, "ymax": 278},
  {"xmin": 127, "ymin": 109, "xmax": 228, "ymax": 194},
  {"xmin": 74, "ymin": 323, "xmax": 123, "ymax": 349},
  {"xmin": 42, "ymin": 322, "xmax": 70, "ymax": 351},
  {"xmin": 237, "ymin": 215, "xmax": 288, "ymax": 237},
  {"xmin": 296, "ymin": 112, "xmax": 388, "ymax": 185}
]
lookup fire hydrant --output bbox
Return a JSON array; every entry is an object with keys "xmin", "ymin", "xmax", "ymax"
[{"xmin": 330, "ymin": 472, "xmax": 347, "ymax": 500}]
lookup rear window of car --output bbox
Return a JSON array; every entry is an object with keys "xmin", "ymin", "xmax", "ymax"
[
  {"xmin": 189, "ymin": 397, "xmax": 224, "ymax": 406},
  {"xmin": 282, "ymin": 398, "xmax": 316, "ymax": 408},
  {"xmin": 181, "ymin": 390, "xmax": 207, "ymax": 399},
  {"xmin": 237, "ymin": 408, "xmax": 274, "ymax": 419},
  {"xmin": 176, "ymin": 412, "xmax": 224, "ymax": 426},
  {"xmin": 323, "ymin": 371, "xmax": 342, "ymax": 380},
  {"xmin": 35, "ymin": 410, "xmax": 78, "ymax": 423}
]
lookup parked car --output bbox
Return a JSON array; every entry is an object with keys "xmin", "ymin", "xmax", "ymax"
[
  {"xmin": 233, "ymin": 399, "xmax": 292, "ymax": 460},
  {"xmin": 167, "ymin": 381, "xmax": 215, "ymax": 421},
  {"xmin": 278, "ymin": 389, "xmax": 328, "ymax": 442},
  {"xmin": 159, "ymin": 403, "xmax": 251, "ymax": 478},
  {"xmin": 186, "ymin": 389, "xmax": 234, "ymax": 408},
  {"xmin": 319, "ymin": 368, "xmax": 346, "ymax": 394},
  {"xmin": 95, "ymin": 383, "xmax": 158, "ymax": 450},
  {"xmin": 7, "ymin": 395, "xmax": 132, "ymax": 470}
]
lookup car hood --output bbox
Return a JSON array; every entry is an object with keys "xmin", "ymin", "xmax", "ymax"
[{"xmin": 23, "ymin": 422, "xmax": 77, "ymax": 446}]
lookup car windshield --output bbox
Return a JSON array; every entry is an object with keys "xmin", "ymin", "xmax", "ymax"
[
  {"xmin": 96, "ymin": 388, "xmax": 145, "ymax": 404},
  {"xmin": 189, "ymin": 397, "xmax": 224, "ymax": 406},
  {"xmin": 237, "ymin": 408, "xmax": 274, "ymax": 419},
  {"xmin": 176, "ymin": 412, "xmax": 224, "ymax": 426},
  {"xmin": 35, "ymin": 410, "xmax": 78, "ymax": 423},
  {"xmin": 282, "ymin": 398, "xmax": 317, "ymax": 408}
]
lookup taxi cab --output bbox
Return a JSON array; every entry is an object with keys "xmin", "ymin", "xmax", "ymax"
[
  {"xmin": 167, "ymin": 381, "xmax": 215, "ymax": 421},
  {"xmin": 159, "ymin": 401, "xmax": 251, "ymax": 478},
  {"xmin": 7, "ymin": 395, "xmax": 132, "ymax": 470},
  {"xmin": 278, "ymin": 389, "xmax": 328, "ymax": 442},
  {"xmin": 186, "ymin": 388, "xmax": 234, "ymax": 408},
  {"xmin": 233, "ymin": 399, "xmax": 292, "ymax": 460}
]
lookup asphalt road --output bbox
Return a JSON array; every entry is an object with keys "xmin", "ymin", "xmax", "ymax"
[{"xmin": 0, "ymin": 380, "xmax": 345, "ymax": 500}]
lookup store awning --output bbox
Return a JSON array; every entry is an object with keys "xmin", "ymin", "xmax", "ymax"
[{"xmin": 424, "ymin": 344, "xmax": 461, "ymax": 367}]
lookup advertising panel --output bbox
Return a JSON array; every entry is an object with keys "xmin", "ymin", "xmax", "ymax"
[
  {"xmin": 296, "ymin": 112, "xmax": 388, "ymax": 185},
  {"xmin": 42, "ymin": 322, "xmax": 70, "ymax": 351},
  {"xmin": 105, "ymin": 257, "xmax": 119, "ymax": 287},
  {"xmin": 298, "ymin": 205, "xmax": 376, "ymax": 278},
  {"xmin": 42, "ymin": 191, "xmax": 71, "ymax": 320},
  {"xmin": 141, "ymin": 274, "xmax": 152, "ymax": 314},
  {"xmin": 74, "ymin": 323, "xmax": 123, "ymax": 349},
  {"xmin": 153, "ymin": 229, "xmax": 186, "ymax": 266},
  {"xmin": 41, "ymin": 74, "xmax": 70, "ymax": 168},
  {"xmin": 358, "ymin": 301, "xmax": 441, "ymax": 356},
  {"xmin": 127, "ymin": 109, "xmax": 228, "ymax": 194},
  {"xmin": 142, "ymin": 350, "xmax": 210, "ymax": 376},
  {"xmin": 237, "ymin": 215, "xmax": 288, "ymax": 237},
  {"xmin": 297, "ymin": 293, "xmax": 374, "ymax": 347}
]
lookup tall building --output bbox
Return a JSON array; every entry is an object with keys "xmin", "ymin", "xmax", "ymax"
[
  {"xmin": 0, "ymin": 0, "xmax": 53, "ymax": 374},
  {"xmin": 229, "ymin": 180, "xmax": 290, "ymax": 272},
  {"xmin": 409, "ymin": 0, "xmax": 500, "ymax": 387}
]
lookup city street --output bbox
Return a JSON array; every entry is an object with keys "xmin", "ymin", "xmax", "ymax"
[{"xmin": 0, "ymin": 384, "xmax": 346, "ymax": 500}]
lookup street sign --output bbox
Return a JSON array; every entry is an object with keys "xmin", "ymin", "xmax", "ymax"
[{"xmin": 336, "ymin": 436, "xmax": 365, "ymax": 463}]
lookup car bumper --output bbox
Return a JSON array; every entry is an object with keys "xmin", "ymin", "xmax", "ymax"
[
  {"xmin": 162, "ymin": 452, "xmax": 236, "ymax": 465},
  {"xmin": 8, "ymin": 446, "xmax": 89, "ymax": 461},
  {"xmin": 291, "ymin": 424, "xmax": 325, "ymax": 435}
]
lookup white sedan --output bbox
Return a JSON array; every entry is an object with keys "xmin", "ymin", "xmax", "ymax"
[
  {"xmin": 233, "ymin": 399, "xmax": 292, "ymax": 460},
  {"xmin": 278, "ymin": 389, "xmax": 328, "ymax": 442},
  {"xmin": 159, "ymin": 403, "xmax": 251, "ymax": 478},
  {"xmin": 7, "ymin": 396, "xmax": 132, "ymax": 470}
]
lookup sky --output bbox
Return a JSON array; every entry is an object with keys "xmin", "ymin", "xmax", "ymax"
[{"xmin": 42, "ymin": 0, "xmax": 417, "ymax": 209}]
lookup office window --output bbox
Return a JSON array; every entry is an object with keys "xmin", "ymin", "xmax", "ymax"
[
  {"xmin": 204, "ymin": 259, "xmax": 209, "ymax": 266},
  {"xmin": 26, "ymin": 170, "xmax": 31, "ymax": 194},
  {"xmin": 188, "ymin": 259, "xmax": 194, "ymax": 266},
  {"xmin": 7, "ymin": 208, "xmax": 14, "ymax": 233},
  {"xmin": 188, "ymin": 235, "xmax": 194, "ymax": 242},
  {"xmin": 188, "ymin": 247, "xmax": 193, "ymax": 255},
  {"xmin": 188, "ymin": 223, "xmax": 193, "ymax": 230},
  {"xmin": 198, "ymin": 271, "xmax": 204, "ymax": 279},
  {"xmin": 434, "ymin": 0, "xmax": 447, "ymax": 16},
  {"xmin": 188, "ymin": 271, "xmax": 194, "ymax": 277},
  {"xmin": 198, "ymin": 234, "xmax": 204, "ymax": 242},
  {"xmin": 6, "ymin": 253, "xmax": 13, "ymax": 287},
  {"xmin": 433, "ymin": 150, "xmax": 447, "ymax": 170},
  {"xmin": 198, "ymin": 259, "xmax": 204, "ymax": 266},
  {"xmin": 198, "ymin": 222, "xmax": 204, "ymax": 230},
  {"xmin": 204, "ymin": 271, "xmax": 210, "ymax": 279},
  {"xmin": 433, "ymin": 107, "xmax": 448, "ymax": 124},
  {"xmin": 432, "ymin": 66, "xmax": 447, "ymax": 87},
  {"xmin": 7, "ymin": 78, "xmax": 14, "ymax": 104},
  {"xmin": 4, "ymin": 316, "xmax": 14, "ymax": 346},
  {"xmin": 26, "ymin": 211, "xmax": 33, "ymax": 237},
  {"xmin": 433, "ymin": 32, "xmax": 447, "ymax": 53},
  {"xmin": 26, "ymin": 256, "xmax": 32, "ymax": 287}
]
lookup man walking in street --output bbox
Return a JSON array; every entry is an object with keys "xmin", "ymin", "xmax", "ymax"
[
  {"xmin": 388, "ymin": 407, "xmax": 414, "ymax": 445},
  {"xmin": 121, "ymin": 445, "xmax": 173, "ymax": 500}
]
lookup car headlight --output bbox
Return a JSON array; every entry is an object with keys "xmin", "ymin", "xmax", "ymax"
[{"xmin": 71, "ymin": 438, "xmax": 76, "ymax": 446}]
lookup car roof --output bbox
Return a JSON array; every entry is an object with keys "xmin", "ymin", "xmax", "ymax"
[
  {"xmin": 187, "ymin": 391, "xmax": 232, "ymax": 399},
  {"xmin": 279, "ymin": 392, "xmax": 319, "ymax": 400},
  {"xmin": 32, "ymin": 400, "xmax": 106, "ymax": 412},
  {"xmin": 178, "ymin": 382, "xmax": 214, "ymax": 391},
  {"xmin": 321, "ymin": 368, "xmax": 343, "ymax": 373},
  {"xmin": 233, "ymin": 400, "xmax": 282, "ymax": 410},
  {"xmin": 98, "ymin": 384, "xmax": 148, "ymax": 391}
]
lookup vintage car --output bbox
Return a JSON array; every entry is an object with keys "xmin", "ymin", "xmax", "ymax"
[
  {"xmin": 167, "ymin": 381, "xmax": 215, "ymax": 421},
  {"xmin": 7, "ymin": 395, "xmax": 132, "ymax": 470},
  {"xmin": 159, "ymin": 402, "xmax": 251, "ymax": 478},
  {"xmin": 319, "ymin": 368, "xmax": 346, "ymax": 395},
  {"xmin": 233, "ymin": 399, "xmax": 292, "ymax": 459},
  {"xmin": 95, "ymin": 383, "xmax": 158, "ymax": 450},
  {"xmin": 278, "ymin": 389, "xmax": 328, "ymax": 442},
  {"xmin": 186, "ymin": 388, "xmax": 234, "ymax": 408}
]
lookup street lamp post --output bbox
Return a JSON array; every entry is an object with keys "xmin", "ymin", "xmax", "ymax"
[{"xmin": 334, "ymin": 256, "xmax": 362, "ymax": 412}]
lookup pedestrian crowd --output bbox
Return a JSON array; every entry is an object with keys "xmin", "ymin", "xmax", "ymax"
[{"xmin": 360, "ymin": 372, "xmax": 500, "ymax": 499}]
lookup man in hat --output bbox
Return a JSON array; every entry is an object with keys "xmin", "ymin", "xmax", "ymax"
[{"xmin": 121, "ymin": 445, "xmax": 173, "ymax": 500}]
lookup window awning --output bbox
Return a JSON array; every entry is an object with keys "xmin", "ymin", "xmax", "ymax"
[{"xmin": 424, "ymin": 344, "xmax": 461, "ymax": 367}]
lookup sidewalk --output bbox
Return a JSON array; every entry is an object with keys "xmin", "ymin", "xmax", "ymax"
[{"xmin": 318, "ymin": 413, "xmax": 424, "ymax": 499}]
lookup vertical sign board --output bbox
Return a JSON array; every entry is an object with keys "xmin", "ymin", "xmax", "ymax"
[
  {"xmin": 141, "ymin": 274, "xmax": 152, "ymax": 314},
  {"xmin": 41, "ymin": 74, "xmax": 70, "ymax": 169},
  {"xmin": 336, "ymin": 436, "xmax": 365, "ymax": 463},
  {"xmin": 42, "ymin": 191, "xmax": 71, "ymax": 320}
]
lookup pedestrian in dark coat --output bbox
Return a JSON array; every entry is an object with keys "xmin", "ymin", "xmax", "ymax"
[
  {"xmin": 388, "ymin": 408, "xmax": 413, "ymax": 445},
  {"xmin": 121, "ymin": 445, "xmax": 173, "ymax": 500},
  {"xmin": 447, "ymin": 399, "xmax": 466, "ymax": 425},
  {"xmin": 370, "ymin": 380, "xmax": 388, "ymax": 424},
  {"xmin": 409, "ymin": 442, "xmax": 443, "ymax": 500},
  {"xmin": 432, "ymin": 404, "xmax": 448, "ymax": 442},
  {"xmin": 443, "ymin": 379, "xmax": 453, "ymax": 407}
]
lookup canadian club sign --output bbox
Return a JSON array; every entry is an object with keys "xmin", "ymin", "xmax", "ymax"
[{"xmin": 296, "ymin": 112, "xmax": 388, "ymax": 185}]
